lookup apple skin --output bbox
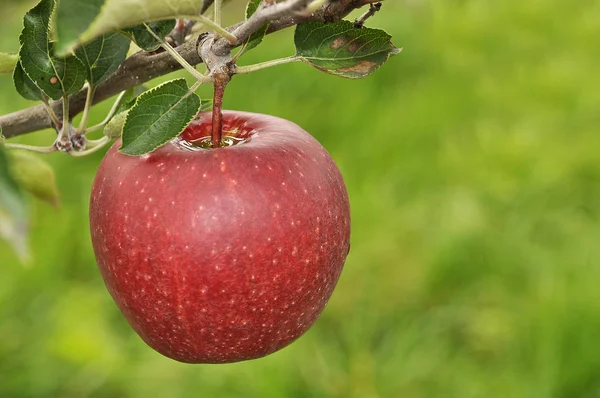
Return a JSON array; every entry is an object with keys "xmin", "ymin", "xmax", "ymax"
[{"xmin": 89, "ymin": 111, "xmax": 351, "ymax": 363}]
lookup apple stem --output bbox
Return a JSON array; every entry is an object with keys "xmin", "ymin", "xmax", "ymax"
[{"xmin": 211, "ymin": 72, "xmax": 230, "ymax": 149}]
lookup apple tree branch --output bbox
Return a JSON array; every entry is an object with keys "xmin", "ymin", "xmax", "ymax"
[{"xmin": 0, "ymin": 0, "xmax": 377, "ymax": 139}]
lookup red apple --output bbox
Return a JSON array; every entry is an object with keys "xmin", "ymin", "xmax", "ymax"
[{"xmin": 89, "ymin": 111, "xmax": 351, "ymax": 363}]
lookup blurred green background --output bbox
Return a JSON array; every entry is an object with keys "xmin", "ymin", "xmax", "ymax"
[{"xmin": 2, "ymin": 0, "xmax": 600, "ymax": 397}]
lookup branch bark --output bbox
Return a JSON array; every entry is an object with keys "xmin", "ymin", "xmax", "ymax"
[{"xmin": 0, "ymin": 0, "xmax": 376, "ymax": 139}]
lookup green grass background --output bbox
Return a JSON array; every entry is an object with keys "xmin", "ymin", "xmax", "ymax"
[{"xmin": 1, "ymin": 0, "xmax": 600, "ymax": 397}]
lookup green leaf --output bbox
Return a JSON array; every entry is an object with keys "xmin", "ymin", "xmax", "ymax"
[
  {"xmin": 294, "ymin": 20, "xmax": 401, "ymax": 79},
  {"xmin": 75, "ymin": 32, "xmax": 130, "ymax": 86},
  {"xmin": 18, "ymin": 0, "xmax": 87, "ymax": 100},
  {"xmin": 120, "ymin": 79, "xmax": 201, "ymax": 156},
  {"xmin": 67, "ymin": 0, "xmax": 207, "ymax": 50},
  {"xmin": 13, "ymin": 63, "xmax": 42, "ymax": 101},
  {"xmin": 104, "ymin": 110, "xmax": 129, "ymax": 140},
  {"xmin": 121, "ymin": 20, "xmax": 176, "ymax": 52},
  {"xmin": 0, "ymin": 53, "xmax": 18, "ymax": 75},
  {"xmin": 7, "ymin": 150, "xmax": 60, "ymax": 208},
  {"xmin": 0, "ymin": 147, "xmax": 30, "ymax": 263},
  {"xmin": 55, "ymin": 0, "xmax": 105, "ymax": 56},
  {"xmin": 239, "ymin": 0, "xmax": 268, "ymax": 55}
]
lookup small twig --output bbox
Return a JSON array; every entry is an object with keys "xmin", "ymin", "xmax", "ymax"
[
  {"xmin": 171, "ymin": 19, "xmax": 187, "ymax": 46},
  {"xmin": 179, "ymin": 15, "xmax": 237, "ymax": 44},
  {"xmin": 227, "ymin": 0, "xmax": 312, "ymax": 48},
  {"xmin": 236, "ymin": 56, "xmax": 302, "ymax": 74},
  {"xmin": 86, "ymin": 90, "xmax": 129, "ymax": 134},
  {"xmin": 77, "ymin": 84, "xmax": 95, "ymax": 133},
  {"xmin": 3, "ymin": 143, "xmax": 56, "ymax": 154},
  {"xmin": 214, "ymin": 0, "xmax": 223, "ymax": 33},
  {"xmin": 54, "ymin": 95, "xmax": 73, "ymax": 152},
  {"xmin": 41, "ymin": 94, "xmax": 61, "ymax": 130},
  {"xmin": 144, "ymin": 23, "xmax": 212, "ymax": 82},
  {"xmin": 354, "ymin": 2, "xmax": 382, "ymax": 28}
]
